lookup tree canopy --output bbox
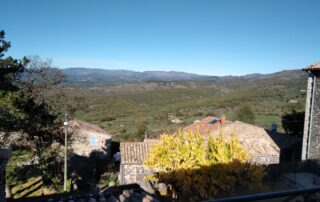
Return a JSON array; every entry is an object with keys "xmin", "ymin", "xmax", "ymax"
[
  {"xmin": 0, "ymin": 30, "xmax": 28, "ymax": 133},
  {"xmin": 281, "ymin": 110, "xmax": 304, "ymax": 137},
  {"xmin": 0, "ymin": 30, "xmax": 65, "ymax": 186},
  {"xmin": 235, "ymin": 104, "xmax": 256, "ymax": 124}
]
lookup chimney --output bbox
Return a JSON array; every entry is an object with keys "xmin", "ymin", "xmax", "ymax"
[
  {"xmin": 220, "ymin": 115, "xmax": 226, "ymax": 124},
  {"xmin": 271, "ymin": 124, "xmax": 277, "ymax": 132}
]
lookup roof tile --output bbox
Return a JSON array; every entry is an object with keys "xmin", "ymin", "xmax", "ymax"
[{"xmin": 120, "ymin": 142, "xmax": 155, "ymax": 164}]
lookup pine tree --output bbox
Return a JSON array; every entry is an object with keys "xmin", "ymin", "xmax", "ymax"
[{"xmin": 0, "ymin": 30, "xmax": 28, "ymax": 133}]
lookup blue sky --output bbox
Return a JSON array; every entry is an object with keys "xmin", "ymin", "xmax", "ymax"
[{"xmin": 0, "ymin": 0, "xmax": 319, "ymax": 76}]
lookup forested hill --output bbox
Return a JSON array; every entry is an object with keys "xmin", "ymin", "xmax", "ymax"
[
  {"xmin": 62, "ymin": 68, "xmax": 211, "ymax": 85},
  {"xmin": 62, "ymin": 67, "xmax": 308, "ymax": 142},
  {"xmin": 62, "ymin": 68, "xmax": 306, "ymax": 86}
]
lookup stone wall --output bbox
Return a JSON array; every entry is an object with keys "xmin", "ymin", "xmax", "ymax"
[
  {"xmin": 120, "ymin": 164, "xmax": 145, "ymax": 185},
  {"xmin": 119, "ymin": 164, "xmax": 153, "ymax": 192},
  {"xmin": 309, "ymin": 75, "xmax": 320, "ymax": 159},
  {"xmin": 302, "ymin": 74, "xmax": 313, "ymax": 160},
  {"xmin": 70, "ymin": 129, "xmax": 112, "ymax": 159},
  {"xmin": 252, "ymin": 154, "xmax": 280, "ymax": 165},
  {"xmin": 119, "ymin": 155, "xmax": 280, "ymax": 185}
]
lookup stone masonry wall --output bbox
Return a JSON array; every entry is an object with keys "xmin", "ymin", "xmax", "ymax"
[
  {"xmin": 121, "ymin": 164, "xmax": 145, "ymax": 185},
  {"xmin": 70, "ymin": 130, "xmax": 112, "ymax": 159},
  {"xmin": 120, "ymin": 164, "xmax": 154, "ymax": 192},
  {"xmin": 252, "ymin": 154, "xmax": 280, "ymax": 165},
  {"xmin": 302, "ymin": 74, "xmax": 313, "ymax": 160},
  {"xmin": 309, "ymin": 75, "xmax": 320, "ymax": 159},
  {"xmin": 119, "ymin": 155, "xmax": 280, "ymax": 185}
]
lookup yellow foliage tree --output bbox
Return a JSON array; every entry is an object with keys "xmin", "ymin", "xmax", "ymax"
[
  {"xmin": 144, "ymin": 130, "xmax": 208, "ymax": 171},
  {"xmin": 207, "ymin": 132, "xmax": 251, "ymax": 164},
  {"xmin": 144, "ymin": 130, "xmax": 265, "ymax": 201}
]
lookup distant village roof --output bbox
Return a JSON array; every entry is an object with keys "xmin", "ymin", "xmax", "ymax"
[
  {"xmin": 120, "ymin": 142, "xmax": 155, "ymax": 164},
  {"xmin": 303, "ymin": 61, "xmax": 320, "ymax": 71},
  {"xmin": 183, "ymin": 116, "xmax": 231, "ymax": 135}
]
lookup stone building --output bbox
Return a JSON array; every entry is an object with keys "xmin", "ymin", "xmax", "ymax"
[
  {"xmin": 68, "ymin": 120, "xmax": 113, "ymax": 159},
  {"xmin": 302, "ymin": 62, "xmax": 320, "ymax": 160},
  {"xmin": 119, "ymin": 140, "xmax": 156, "ymax": 191},
  {"xmin": 119, "ymin": 116, "xmax": 303, "ymax": 189},
  {"xmin": 184, "ymin": 116, "xmax": 301, "ymax": 164}
]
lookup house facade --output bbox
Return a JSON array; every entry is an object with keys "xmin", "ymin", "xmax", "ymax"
[
  {"xmin": 302, "ymin": 62, "xmax": 320, "ymax": 160},
  {"xmin": 68, "ymin": 120, "xmax": 113, "ymax": 159}
]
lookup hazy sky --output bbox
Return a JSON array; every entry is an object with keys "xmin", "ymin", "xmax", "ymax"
[{"xmin": 1, "ymin": 0, "xmax": 320, "ymax": 75}]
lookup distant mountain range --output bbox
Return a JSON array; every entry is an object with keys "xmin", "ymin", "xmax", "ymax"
[{"xmin": 61, "ymin": 68, "xmax": 306, "ymax": 86}]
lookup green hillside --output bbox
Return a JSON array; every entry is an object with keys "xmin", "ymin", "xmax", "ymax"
[{"xmin": 63, "ymin": 69, "xmax": 307, "ymax": 142}]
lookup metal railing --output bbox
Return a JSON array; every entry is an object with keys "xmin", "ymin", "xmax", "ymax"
[{"xmin": 203, "ymin": 186, "xmax": 320, "ymax": 202}]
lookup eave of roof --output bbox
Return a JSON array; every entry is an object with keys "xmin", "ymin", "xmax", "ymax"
[
  {"xmin": 303, "ymin": 61, "xmax": 320, "ymax": 72},
  {"xmin": 68, "ymin": 119, "xmax": 112, "ymax": 137},
  {"xmin": 120, "ymin": 142, "xmax": 156, "ymax": 164}
]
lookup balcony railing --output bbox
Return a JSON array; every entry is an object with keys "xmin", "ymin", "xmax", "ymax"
[{"xmin": 203, "ymin": 186, "xmax": 320, "ymax": 202}]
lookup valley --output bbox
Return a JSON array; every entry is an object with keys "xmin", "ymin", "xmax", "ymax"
[{"xmin": 63, "ymin": 68, "xmax": 308, "ymax": 141}]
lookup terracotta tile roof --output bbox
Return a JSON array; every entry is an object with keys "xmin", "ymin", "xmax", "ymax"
[
  {"xmin": 183, "ymin": 116, "xmax": 230, "ymax": 135},
  {"xmin": 120, "ymin": 142, "xmax": 156, "ymax": 164},
  {"xmin": 303, "ymin": 61, "xmax": 320, "ymax": 71}
]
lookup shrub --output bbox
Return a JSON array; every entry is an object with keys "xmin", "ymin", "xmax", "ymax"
[
  {"xmin": 235, "ymin": 104, "xmax": 255, "ymax": 124},
  {"xmin": 144, "ymin": 130, "xmax": 265, "ymax": 201}
]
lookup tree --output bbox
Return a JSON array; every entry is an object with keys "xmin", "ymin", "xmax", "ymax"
[
  {"xmin": 135, "ymin": 121, "xmax": 149, "ymax": 140},
  {"xmin": 281, "ymin": 110, "xmax": 304, "ymax": 137},
  {"xmin": 0, "ymin": 31, "xmax": 66, "ymax": 186},
  {"xmin": 144, "ymin": 130, "xmax": 265, "ymax": 200},
  {"xmin": 20, "ymin": 56, "xmax": 65, "ymax": 114},
  {"xmin": 235, "ymin": 104, "xmax": 255, "ymax": 124},
  {"xmin": 17, "ymin": 56, "xmax": 67, "ymax": 186},
  {"xmin": 0, "ymin": 30, "xmax": 28, "ymax": 141}
]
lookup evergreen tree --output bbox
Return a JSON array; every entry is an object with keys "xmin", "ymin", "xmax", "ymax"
[
  {"xmin": 0, "ymin": 30, "xmax": 65, "ymax": 186},
  {"xmin": 0, "ymin": 30, "xmax": 28, "ymax": 133}
]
